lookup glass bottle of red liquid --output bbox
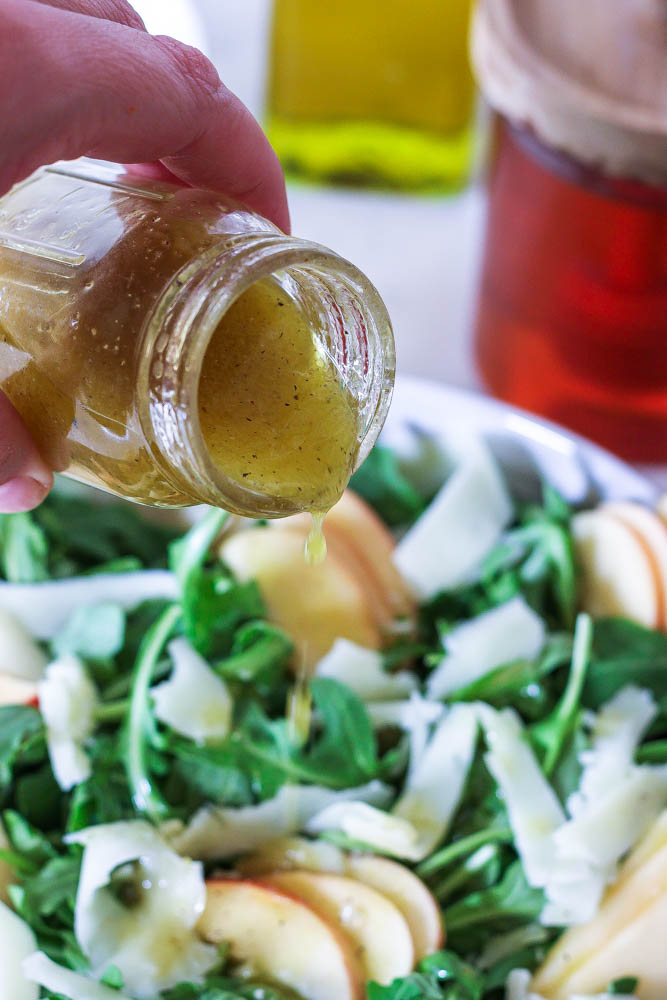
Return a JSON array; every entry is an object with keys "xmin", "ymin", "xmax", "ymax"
[{"xmin": 471, "ymin": 0, "xmax": 667, "ymax": 463}]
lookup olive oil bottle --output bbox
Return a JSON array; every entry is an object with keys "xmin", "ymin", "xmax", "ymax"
[{"xmin": 266, "ymin": 0, "xmax": 476, "ymax": 191}]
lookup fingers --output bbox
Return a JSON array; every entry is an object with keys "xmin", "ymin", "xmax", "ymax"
[
  {"xmin": 1, "ymin": 0, "xmax": 289, "ymax": 230},
  {"xmin": 30, "ymin": 0, "xmax": 146, "ymax": 30},
  {"xmin": 0, "ymin": 394, "xmax": 53, "ymax": 513}
]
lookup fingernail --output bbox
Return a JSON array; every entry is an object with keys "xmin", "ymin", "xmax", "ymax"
[{"xmin": 0, "ymin": 476, "xmax": 51, "ymax": 513}]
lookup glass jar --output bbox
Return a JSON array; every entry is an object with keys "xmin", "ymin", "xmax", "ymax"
[
  {"xmin": 0, "ymin": 160, "xmax": 394, "ymax": 515},
  {"xmin": 471, "ymin": 0, "xmax": 667, "ymax": 462},
  {"xmin": 266, "ymin": 0, "xmax": 476, "ymax": 192}
]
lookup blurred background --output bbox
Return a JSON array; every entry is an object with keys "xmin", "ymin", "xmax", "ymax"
[{"xmin": 131, "ymin": 0, "xmax": 667, "ymax": 483}]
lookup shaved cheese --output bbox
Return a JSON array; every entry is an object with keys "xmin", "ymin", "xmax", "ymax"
[
  {"xmin": 478, "ymin": 705, "xmax": 610, "ymax": 926},
  {"xmin": 0, "ymin": 571, "xmax": 179, "ymax": 639},
  {"xmin": 367, "ymin": 694, "xmax": 444, "ymax": 779},
  {"xmin": 165, "ymin": 780, "xmax": 392, "ymax": 860},
  {"xmin": 0, "ymin": 608, "xmax": 47, "ymax": 680},
  {"xmin": 66, "ymin": 821, "xmax": 217, "ymax": 998},
  {"xmin": 543, "ymin": 687, "xmax": 667, "ymax": 926},
  {"xmin": 23, "ymin": 952, "xmax": 132, "ymax": 1000},
  {"xmin": 307, "ymin": 801, "xmax": 421, "ymax": 857},
  {"xmin": 0, "ymin": 902, "xmax": 38, "ymax": 1000},
  {"xmin": 392, "ymin": 703, "xmax": 478, "ymax": 859},
  {"xmin": 393, "ymin": 438, "xmax": 512, "ymax": 598},
  {"xmin": 152, "ymin": 638, "xmax": 232, "ymax": 744},
  {"xmin": 569, "ymin": 685, "xmax": 657, "ymax": 817},
  {"xmin": 479, "ymin": 705, "xmax": 565, "ymax": 886},
  {"xmin": 315, "ymin": 639, "xmax": 416, "ymax": 701},
  {"xmin": 427, "ymin": 597, "xmax": 546, "ymax": 699},
  {"xmin": 37, "ymin": 655, "xmax": 97, "ymax": 790},
  {"xmin": 555, "ymin": 767, "xmax": 667, "ymax": 870}
]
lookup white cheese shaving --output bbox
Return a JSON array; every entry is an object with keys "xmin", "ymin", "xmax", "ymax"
[
  {"xmin": 0, "ymin": 608, "xmax": 47, "ymax": 680},
  {"xmin": 23, "ymin": 951, "xmax": 132, "ymax": 1000},
  {"xmin": 66, "ymin": 821, "xmax": 217, "ymax": 998},
  {"xmin": 392, "ymin": 703, "xmax": 478, "ymax": 859},
  {"xmin": 545, "ymin": 686, "xmax": 666, "ymax": 925},
  {"xmin": 152, "ymin": 638, "xmax": 232, "ymax": 744},
  {"xmin": 165, "ymin": 780, "xmax": 392, "ymax": 860},
  {"xmin": 393, "ymin": 437, "xmax": 513, "ymax": 598},
  {"xmin": 0, "ymin": 902, "xmax": 38, "ymax": 1000},
  {"xmin": 37, "ymin": 655, "xmax": 98, "ymax": 791},
  {"xmin": 314, "ymin": 639, "xmax": 417, "ymax": 701},
  {"xmin": 307, "ymin": 801, "xmax": 421, "ymax": 857},
  {"xmin": 568, "ymin": 685, "xmax": 657, "ymax": 817},
  {"xmin": 479, "ymin": 704, "xmax": 565, "ymax": 886},
  {"xmin": 557, "ymin": 766, "xmax": 667, "ymax": 868},
  {"xmin": 427, "ymin": 596, "xmax": 546, "ymax": 700},
  {"xmin": 0, "ymin": 570, "xmax": 179, "ymax": 639},
  {"xmin": 480, "ymin": 689, "xmax": 667, "ymax": 928}
]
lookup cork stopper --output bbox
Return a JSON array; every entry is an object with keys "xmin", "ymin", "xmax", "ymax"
[{"xmin": 472, "ymin": 0, "xmax": 667, "ymax": 184}]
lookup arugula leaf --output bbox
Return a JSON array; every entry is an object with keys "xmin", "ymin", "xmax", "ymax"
[
  {"xmin": 18, "ymin": 851, "xmax": 81, "ymax": 917},
  {"xmin": 162, "ymin": 978, "xmax": 301, "ymax": 1000},
  {"xmin": 350, "ymin": 445, "xmax": 425, "ymax": 528},
  {"xmin": 584, "ymin": 618, "xmax": 667, "ymax": 707},
  {"xmin": 183, "ymin": 571, "xmax": 265, "ymax": 658},
  {"xmin": 609, "ymin": 977, "xmax": 639, "ymax": 994},
  {"xmin": 431, "ymin": 844, "xmax": 504, "ymax": 905},
  {"xmin": 169, "ymin": 508, "xmax": 229, "ymax": 588},
  {"xmin": 306, "ymin": 677, "xmax": 378, "ymax": 785},
  {"xmin": 215, "ymin": 620, "xmax": 293, "ymax": 688},
  {"xmin": 0, "ymin": 511, "xmax": 50, "ymax": 582},
  {"xmin": 444, "ymin": 862, "xmax": 544, "ymax": 938},
  {"xmin": 14, "ymin": 763, "xmax": 63, "ymax": 830},
  {"xmin": 67, "ymin": 738, "xmax": 134, "ymax": 832},
  {"xmin": 0, "ymin": 706, "xmax": 45, "ymax": 802},
  {"xmin": 531, "ymin": 612, "xmax": 593, "ymax": 775},
  {"xmin": 165, "ymin": 738, "xmax": 253, "ymax": 809},
  {"xmin": 124, "ymin": 603, "xmax": 181, "ymax": 820},
  {"xmin": 2, "ymin": 809, "xmax": 56, "ymax": 869},
  {"xmin": 34, "ymin": 491, "xmax": 180, "ymax": 575},
  {"xmin": 368, "ymin": 950, "xmax": 484, "ymax": 1000},
  {"xmin": 52, "ymin": 602, "xmax": 126, "ymax": 660},
  {"xmin": 481, "ymin": 489, "xmax": 576, "ymax": 628}
]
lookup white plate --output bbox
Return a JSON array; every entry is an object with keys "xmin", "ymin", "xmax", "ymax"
[{"xmin": 386, "ymin": 377, "xmax": 658, "ymax": 507}]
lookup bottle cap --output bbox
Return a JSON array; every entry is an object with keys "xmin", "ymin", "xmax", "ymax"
[{"xmin": 472, "ymin": 0, "xmax": 667, "ymax": 184}]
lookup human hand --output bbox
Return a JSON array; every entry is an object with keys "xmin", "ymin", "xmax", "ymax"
[{"xmin": 0, "ymin": 0, "xmax": 289, "ymax": 513}]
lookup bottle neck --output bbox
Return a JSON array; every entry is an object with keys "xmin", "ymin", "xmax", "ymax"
[{"xmin": 137, "ymin": 233, "xmax": 395, "ymax": 515}]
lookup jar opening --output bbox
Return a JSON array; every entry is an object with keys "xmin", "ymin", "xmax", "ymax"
[{"xmin": 137, "ymin": 236, "xmax": 394, "ymax": 516}]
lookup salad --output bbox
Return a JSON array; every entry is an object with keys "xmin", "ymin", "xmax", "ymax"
[{"xmin": 0, "ymin": 433, "xmax": 666, "ymax": 1000}]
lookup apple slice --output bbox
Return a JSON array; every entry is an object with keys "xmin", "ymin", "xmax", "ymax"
[
  {"xmin": 264, "ymin": 871, "xmax": 414, "ymax": 985},
  {"xmin": 604, "ymin": 502, "xmax": 667, "ymax": 630},
  {"xmin": 345, "ymin": 855, "xmax": 443, "ymax": 961},
  {"xmin": 571, "ymin": 509, "xmax": 660, "ymax": 628},
  {"xmin": 0, "ymin": 671, "xmax": 38, "ymax": 707},
  {"xmin": 200, "ymin": 880, "xmax": 362, "ymax": 1000},
  {"xmin": 221, "ymin": 528, "xmax": 380, "ymax": 669},
  {"xmin": 269, "ymin": 490, "xmax": 416, "ymax": 636},
  {"xmin": 236, "ymin": 836, "xmax": 346, "ymax": 878}
]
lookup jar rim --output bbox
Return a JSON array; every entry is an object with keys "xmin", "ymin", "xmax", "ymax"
[{"xmin": 136, "ymin": 233, "xmax": 395, "ymax": 515}]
